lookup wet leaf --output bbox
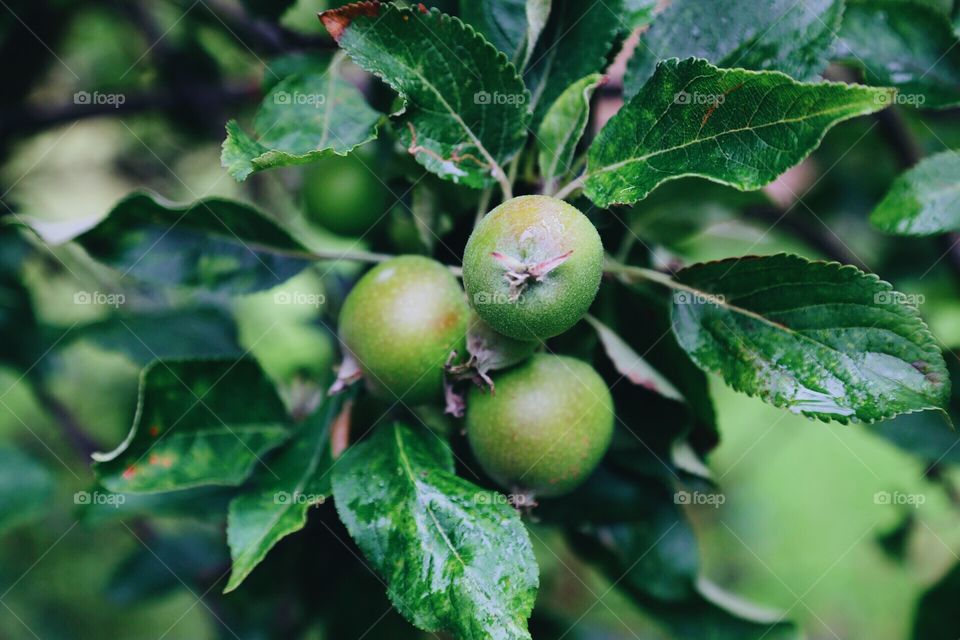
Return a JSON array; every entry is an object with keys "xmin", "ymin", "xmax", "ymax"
[
  {"xmin": 669, "ymin": 254, "xmax": 950, "ymax": 423},
  {"xmin": 836, "ymin": 0, "xmax": 960, "ymax": 109},
  {"xmin": 331, "ymin": 422, "xmax": 538, "ymax": 640},
  {"xmin": 585, "ymin": 58, "xmax": 893, "ymax": 207},
  {"xmin": 320, "ymin": 3, "xmax": 529, "ymax": 189},
  {"xmin": 626, "ymin": 0, "xmax": 843, "ymax": 95}
]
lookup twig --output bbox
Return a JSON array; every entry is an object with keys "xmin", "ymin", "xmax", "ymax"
[
  {"xmin": 554, "ymin": 174, "xmax": 586, "ymax": 201},
  {"xmin": 32, "ymin": 386, "xmax": 101, "ymax": 459},
  {"xmin": 742, "ymin": 204, "xmax": 867, "ymax": 268}
]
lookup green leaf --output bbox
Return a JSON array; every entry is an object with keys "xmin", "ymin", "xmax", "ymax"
[
  {"xmin": 870, "ymin": 151, "xmax": 960, "ymax": 235},
  {"xmin": 331, "ymin": 422, "xmax": 538, "ymax": 640},
  {"xmin": 625, "ymin": 0, "xmax": 843, "ymax": 96},
  {"xmin": 52, "ymin": 191, "xmax": 310, "ymax": 294},
  {"xmin": 0, "ymin": 447, "xmax": 54, "ymax": 533},
  {"xmin": 222, "ymin": 56, "xmax": 382, "ymax": 181},
  {"xmin": 224, "ymin": 394, "xmax": 345, "ymax": 593},
  {"xmin": 62, "ymin": 307, "xmax": 242, "ymax": 365},
  {"xmin": 584, "ymin": 58, "xmax": 893, "ymax": 207},
  {"xmin": 537, "ymin": 73, "xmax": 603, "ymax": 193},
  {"xmin": 93, "ymin": 359, "xmax": 293, "ymax": 493},
  {"xmin": 872, "ymin": 354, "xmax": 960, "ymax": 464},
  {"xmin": 320, "ymin": 3, "xmax": 529, "ymax": 189},
  {"xmin": 665, "ymin": 254, "xmax": 950, "ymax": 423},
  {"xmin": 836, "ymin": 0, "xmax": 960, "ymax": 109},
  {"xmin": 586, "ymin": 315, "xmax": 685, "ymax": 402},
  {"xmin": 460, "ymin": 0, "xmax": 551, "ymax": 70},
  {"xmin": 524, "ymin": 0, "xmax": 623, "ymax": 128}
]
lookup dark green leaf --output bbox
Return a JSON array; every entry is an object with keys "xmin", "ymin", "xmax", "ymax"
[
  {"xmin": 78, "ymin": 486, "xmax": 234, "ymax": 525},
  {"xmin": 912, "ymin": 559, "xmax": 960, "ymax": 639},
  {"xmin": 0, "ymin": 447, "xmax": 54, "ymax": 532},
  {"xmin": 584, "ymin": 58, "xmax": 893, "ymax": 207},
  {"xmin": 460, "ymin": 0, "xmax": 551, "ymax": 70},
  {"xmin": 93, "ymin": 359, "xmax": 293, "ymax": 493},
  {"xmin": 222, "ymin": 55, "xmax": 382, "ymax": 180},
  {"xmin": 537, "ymin": 73, "xmax": 603, "ymax": 193},
  {"xmin": 42, "ymin": 191, "xmax": 310, "ymax": 294},
  {"xmin": 332, "ymin": 422, "xmax": 538, "ymax": 640},
  {"xmin": 870, "ymin": 151, "xmax": 960, "ymax": 235},
  {"xmin": 586, "ymin": 314, "xmax": 685, "ymax": 402},
  {"xmin": 836, "ymin": 0, "xmax": 960, "ymax": 109},
  {"xmin": 225, "ymin": 394, "xmax": 345, "ymax": 593},
  {"xmin": 63, "ymin": 307, "xmax": 242, "ymax": 365},
  {"xmin": 106, "ymin": 533, "xmax": 227, "ymax": 605},
  {"xmin": 321, "ymin": 3, "xmax": 528, "ymax": 189},
  {"xmin": 525, "ymin": 0, "xmax": 623, "ymax": 128},
  {"xmin": 668, "ymin": 254, "xmax": 950, "ymax": 423},
  {"xmin": 0, "ymin": 226, "xmax": 40, "ymax": 369},
  {"xmin": 626, "ymin": 0, "xmax": 843, "ymax": 96},
  {"xmin": 871, "ymin": 353, "xmax": 960, "ymax": 464}
]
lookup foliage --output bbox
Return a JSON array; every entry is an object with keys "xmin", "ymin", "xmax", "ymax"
[{"xmin": 4, "ymin": 0, "xmax": 960, "ymax": 638}]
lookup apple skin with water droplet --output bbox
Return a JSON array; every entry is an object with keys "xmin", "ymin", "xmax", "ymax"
[
  {"xmin": 462, "ymin": 195, "xmax": 604, "ymax": 341},
  {"xmin": 339, "ymin": 255, "xmax": 469, "ymax": 405},
  {"xmin": 466, "ymin": 354, "xmax": 614, "ymax": 498}
]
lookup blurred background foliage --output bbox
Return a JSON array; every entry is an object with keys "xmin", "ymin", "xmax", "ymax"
[{"xmin": 2, "ymin": 0, "xmax": 960, "ymax": 639}]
